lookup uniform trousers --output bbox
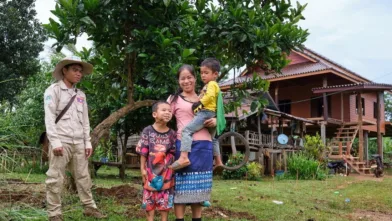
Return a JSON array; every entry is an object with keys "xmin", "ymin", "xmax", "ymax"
[{"xmin": 45, "ymin": 142, "xmax": 96, "ymax": 217}]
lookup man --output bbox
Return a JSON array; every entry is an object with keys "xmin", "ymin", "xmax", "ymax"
[{"xmin": 44, "ymin": 56, "xmax": 106, "ymax": 221}]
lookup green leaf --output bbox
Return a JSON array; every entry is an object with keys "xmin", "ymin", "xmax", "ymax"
[
  {"xmin": 138, "ymin": 53, "xmax": 148, "ymax": 58},
  {"xmin": 182, "ymin": 48, "xmax": 195, "ymax": 58},
  {"xmin": 163, "ymin": 0, "xmax": 171, "ymax": 7},
  {"xmin": 162, "ymin": 38, "xmax": 171, "ymax": 47},
  {"xmin": 240, "ymin": 34, "xmax": 247, "ymax": 42},
  {"xmin": 80, "ymin": 16, "xmax": 96, "ymax": 28},
  {"xmin": 250, "ymin": 101, "xmax": 258, "ymax": 112}
]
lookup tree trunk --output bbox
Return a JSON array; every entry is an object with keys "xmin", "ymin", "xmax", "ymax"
[
  {"xmin": 119, "ymin": 132, "xmax": 129, "ymax": 180},
  {"xmin": 90, "ymin": 100, "xmax": 156, "ymax": 148}
]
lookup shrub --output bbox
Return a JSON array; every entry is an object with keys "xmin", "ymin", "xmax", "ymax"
[
  {"xmin": 222, "ymin": 153, "xmax": 248, "ymax": 180},
  {"xmin": 304, "ymin": 133, "xmax": 327, "ymax": 161},
  {"xmin": 287, "ymin": 152, "xmax": 327, "ymax": 180},
  {"xmin": 246, "ymin": 162, "xmax": 263, "ymax": 181}
]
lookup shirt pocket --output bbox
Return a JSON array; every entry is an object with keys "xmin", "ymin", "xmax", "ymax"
[{"xmin": 76, "ymin": 104, "xmax": 84, "ymax": 124}]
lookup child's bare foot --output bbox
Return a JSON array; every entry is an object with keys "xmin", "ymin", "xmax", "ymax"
[
  {"xmin": 170, "ymin": 156, "xmax": 191, "ymax": 170},
  {"xmin": 213, "ymin": 156, "xmax": 224, "ymax": 169}
]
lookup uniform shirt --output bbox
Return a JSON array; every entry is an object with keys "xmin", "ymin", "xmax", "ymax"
[
  {"xmin": 44, "ymin": 80, "xmax": 92, "ymax": 149},
  {"xmin": 199, "ymin": 81, "xmax": 220, "ymax": 112}
]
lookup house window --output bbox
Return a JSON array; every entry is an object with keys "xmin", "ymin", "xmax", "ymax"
[
  {"xmin": 356, "ymin": 97, "xmax": 365, "ymax": 115},
  {"xmin": 310, "ymin": 96, "xmax": 331, "ymax": 118},
  {"xmin": 278, "ymin": 99, "xmax": 291, "ymax": 114},
  {"xmin": 374, "ymin": 102, "xmax": 377, "ymax": 118}
]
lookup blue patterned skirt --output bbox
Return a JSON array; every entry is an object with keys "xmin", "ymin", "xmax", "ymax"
[{"xmin": 174, "ymin": 140, "xmax": 213, "ymax": 204}]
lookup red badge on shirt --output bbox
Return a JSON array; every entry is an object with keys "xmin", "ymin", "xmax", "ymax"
[{"xmin": 77, "ymin": 97, "xmax": 85, "ymax": 104}]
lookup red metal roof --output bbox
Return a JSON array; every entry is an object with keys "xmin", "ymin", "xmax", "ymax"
[
  {"xmin": 219, "ymin": 47, "xmax": 371, "ymax": 88},
  {"xmin": 220, "ymin": 62, "xmax": 329, "ymax": 87},
  {"xmin": 312, "ymin": 82, "xmax": 392, "ymax": 94}
]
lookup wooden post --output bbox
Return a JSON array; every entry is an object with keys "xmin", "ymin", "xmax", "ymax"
[
  {"xmin": 338, "ymin": 142, "xmax": 342, "ymax": 156},
  {"xmin": 346, "ymin": 141, "xmax": 351, "ymax": 157},
  {"xmin": 257, "ymin": 148, "xmax": 264, "ymax": 172},
  {"xmin": 357, "ymin": 93, "xmax": 364, "ymax": 161},
  {"xmin": 279, "ymin": 152, "xmax": 282, "ymax": 170},
  {"xmin": 320, "ymin": 121, "xmax": 326, "ymax": 145},
  {"xmin": 270, "ymin": 153, "xmax": 274, "ymax": 175},
  {"xmin": 364, "ymin": 131, "xmax": 369, "ymax": 162},
  {"xmin": 271, "ymin": 116, "xmax": 275, "ymax": 147},
  {"xmin": 278, "ymin": 118, "xmax": 283, "ymax": 134},
  {"xmin": 377, "ymin": 92, "xmax": 383, "ymax": 160},
  {"xmin": 323, "ymin": 76, "xmax": 328, "ymax": 121},
  {"xmin": 340, "ymin": 93, "xmax": 344, "ymax": 121},
  {"xmin": 257, "ymin": 115, "xmax": 262, "ymax": 144},
  {"xmin": 283, "ymin": 150, "xmax": 287, "ymax": 172},
  {"xmin": 274, "ymin": 83, "xmax": 279, "ymax": 108},
  {"xmin": 230, "ymin": 121, "xmax": 237, "ymax": 154}
]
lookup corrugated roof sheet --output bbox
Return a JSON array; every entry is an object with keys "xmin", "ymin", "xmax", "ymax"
[
  {"xmin": 312, "ymin": 82, "xmax": 392, "ymax": 91},
  {"xmin": 219, "ymin": 47, "xmax": 371, "ymax": 88},
  {"xmin": 220, "ymin": 62, "xmax": 329, "ymax": 87}
]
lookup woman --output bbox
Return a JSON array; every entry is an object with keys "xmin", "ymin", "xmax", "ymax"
[{"xmin": 168, "ymin": 64, "xmax": 218, "ymax": 221}]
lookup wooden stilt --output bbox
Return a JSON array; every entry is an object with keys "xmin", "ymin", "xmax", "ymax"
[
  {"xmin": 357, "ymin": 93, "xmax": 363, "ymax": 161},
  {"xmin": 377, "ymin": 92, "xmax": 383, "ymax": 160}
]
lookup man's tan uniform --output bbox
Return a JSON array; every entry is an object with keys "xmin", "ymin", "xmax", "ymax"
[{"xmin": 44, "ymin": 80, "xmax": 96, "ymax": 218}]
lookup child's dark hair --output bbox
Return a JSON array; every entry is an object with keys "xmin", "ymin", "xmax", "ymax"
[
  {"xmin": 152, "ymin": 101, "xmax": 170, "ymax": 112},
  {"xmin": 169, "ymin": 64, "xmax": 196, "ymax": 104},
  {"xmin": 200, "ymin": 57, "xmax": 220, "ymax": 73}
]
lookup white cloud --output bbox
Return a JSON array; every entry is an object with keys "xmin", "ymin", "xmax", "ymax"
[
  {"xmin": 34, "ymin": 1, "xmax": 392, "ymax": 83},
  {"xmin": 297, "ymin": 0, "xmax": 392, "ymax": 83},
  {"xmin": 35, "ymin": 0, "xmax": 92, "ymax": 60}
]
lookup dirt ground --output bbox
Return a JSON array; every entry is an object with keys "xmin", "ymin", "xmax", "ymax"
[
  {"xmin": 95, "ymin": 184, "xmax": 259, "ymax": 220},
  {"xmin": 349, "ymin": 209, "xmax": 392, "ymax": 221},
  {"xmin": 0, "ymin": 179, "xmax": 45, "ymax": 207},
  {"xmin": 2, "ymin": 178, "xmax": 390, "ymax": 221}
]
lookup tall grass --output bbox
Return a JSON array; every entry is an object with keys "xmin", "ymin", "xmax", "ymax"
[{"xmin": 286, "ymin": 152, "xmax": 327, "ymax": 180}]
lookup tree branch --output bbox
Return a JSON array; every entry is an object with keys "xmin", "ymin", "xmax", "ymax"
[{"xmin": 91, "ymin": 99, "xmax": 156, "ymax": 148}]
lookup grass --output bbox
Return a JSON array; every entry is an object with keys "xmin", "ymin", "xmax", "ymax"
[{"xmin": 1, "ymin": 166, "xmax": 392, "ymax": 221}]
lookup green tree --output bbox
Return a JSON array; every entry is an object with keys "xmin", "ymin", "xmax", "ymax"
[
  {"xmin": 44, "ymin": 0, "xmax": 308, "ymax": 147},
  {"xmin": 0, "ymin": 0, "xmax": 47, "ymax": 104}
]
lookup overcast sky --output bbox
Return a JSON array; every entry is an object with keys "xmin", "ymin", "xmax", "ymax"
[{"xmin": 36, "ymin": 0, "xmax": 392, "ymax": 83}]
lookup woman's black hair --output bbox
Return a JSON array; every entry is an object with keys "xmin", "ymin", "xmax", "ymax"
[{"xmin": 169, "ymin": 64, "xmax": 196, "ymax": 104}]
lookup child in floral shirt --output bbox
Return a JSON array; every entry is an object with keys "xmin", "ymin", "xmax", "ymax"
[{"xmin": 136, "ymin": 101, "xmax": 176, "ymax": 221}]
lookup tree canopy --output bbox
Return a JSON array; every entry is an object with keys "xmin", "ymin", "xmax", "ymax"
[
  {"xmin": 0, "ymin": 0, "xmax": 47, "ymax": 104},
  {"xmin": 44, "ymin": 0, "xmax": 309, "ymax": 147}
]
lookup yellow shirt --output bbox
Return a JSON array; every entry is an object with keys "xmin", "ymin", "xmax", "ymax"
[{"xmin": 199, "ymin": 81, "xmax": 220, "ymax": 112}]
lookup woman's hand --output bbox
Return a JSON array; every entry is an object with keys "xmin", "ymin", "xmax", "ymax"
[{"xmin": 204, "ymin": 118, "xmax": 217, "ymax": 127}]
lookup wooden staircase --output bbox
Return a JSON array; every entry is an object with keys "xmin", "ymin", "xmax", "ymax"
[{"xmin": 328, "ymin": 125, "xmax": 372, "ymax": 175}]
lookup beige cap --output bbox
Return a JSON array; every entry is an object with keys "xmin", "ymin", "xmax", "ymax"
[{"xmin": 53, "ymin": 56, "xmax": 93, "ymax": 80}]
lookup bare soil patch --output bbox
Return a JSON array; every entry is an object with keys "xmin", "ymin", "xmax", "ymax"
[
  {"xmin": 349, "ymin": 209, "xmax": 392, "ymax": 221},
  {"xmin": 96, "ymin": 185, "xmax": 259, "ymax": 220},
  {"xmin": 0, "ymin": 179, "xmax": 45, "ymax": 207},
  {"xmin": 0, "ymin": 189, "xmax": 45, "ymax": 206},
  {"xmin": 349, "ymin": 174, "xmax": 386, "ymax": 182},
  {"xmin": 203, "ymin": 206, "xmax": 259, "ymax": 220},
  {"xmin": 95, "ymin": 184, "xmax": 141, "ymax": 205}
]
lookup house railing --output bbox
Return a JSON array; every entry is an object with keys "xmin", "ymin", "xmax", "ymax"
[{"xmin": 220, "ymin": 130, "xmax": 272, "ymax": 147}]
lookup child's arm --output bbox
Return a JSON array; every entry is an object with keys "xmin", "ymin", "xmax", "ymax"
[
  {"xmin": 140, "ymin": 155, "xmax": 148, "ymax": 184},
  {"xmin": 199, "ymin": 81, "xmax": 219, "ymax": 107},
  {"xmin": 135, "ymin": 128, "xmax": 149, "ymax": 184}
]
